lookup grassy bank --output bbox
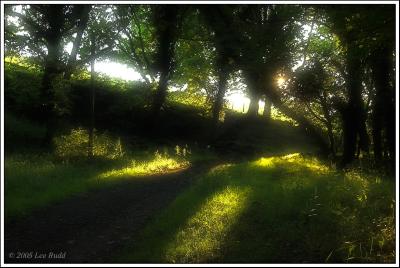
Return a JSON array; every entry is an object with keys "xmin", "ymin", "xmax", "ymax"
[{"xmin": 116, "ymin": 153, "xmax": 395, "ymax": 263}]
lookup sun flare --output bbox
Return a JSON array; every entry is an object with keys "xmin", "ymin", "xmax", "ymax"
[
  {"xmin": 226, "ymin": 93, "xmax": 250, "ymax": 111},
  {"xmin": 276, "ymin": 76, "xmax": 286, "ymax": 87}
]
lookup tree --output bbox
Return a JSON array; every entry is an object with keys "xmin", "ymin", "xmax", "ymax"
[
  {"xmin": 291, "ymin": 61, "xmax": 337, "ymax": 155},
  {"xmin": 325, "ymin": 6, "xmax": 371, "ymax": 167},
  {"xmin": 202, "ymin": 5, "xmax": 330, "ymax": 154},
  {"xmin": 370, "ymin": 46, "xmax": 395, "ymax": 164},
  {"xmin": 7, "ymin": 4, "xmax": 109, "ymax": 145},
  {"xmin": 78, "ymin": 5, "xmax": 122, "ymax": 158},
  {"xmin": 211, "ymin": 53, "xmax": 231, "ymax": 126},
  {"xmin": 325, "ymin": 4, "xmax": 395, "ymax": 167},
  {"xmin": 19, "ymin": 5, "xmax": 78, "ymax": 145},
  {"xmin": 173, "ymin": 7, "xmax": 217, "ymax": 108},
  {"xmin": 115, "ymin": 5, "xmax": 156, "ymax": 84},
  {"xmin": 4, "ymin": 5, "xmax": 28, "ymax": 59},
  {"xmin": 64, "ymin": 5, "xmax": 92, "ymax": 79},
  {"xmin": 151, "ymin": 5, "xmax": 185, "ymax": 119},
  {"xmin": 263, "ymin": 97, "xmax": 272, "ymax": 119},
  {"xmin": 364, "ymin": 6, "xmax": 395, "ymax": 165}
]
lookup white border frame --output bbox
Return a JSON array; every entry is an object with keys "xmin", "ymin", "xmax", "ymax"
[{"xmin": 1, "ymin": 1, "xmax": 398, "ymax": 267}]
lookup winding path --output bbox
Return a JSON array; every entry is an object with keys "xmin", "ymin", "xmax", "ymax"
[{"xmin": 4, "ymin": 161, "xmax": 215, "ymax": 263}]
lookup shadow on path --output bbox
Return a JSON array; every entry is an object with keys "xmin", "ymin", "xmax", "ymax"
[{"xmin": 4, "ymin": 161, "xmax": 217, "ymax": 263}]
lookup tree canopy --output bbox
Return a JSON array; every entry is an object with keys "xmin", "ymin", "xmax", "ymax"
[{"xmin": 4, "ymin": 3, "xmax": 396, "ymax": 168}]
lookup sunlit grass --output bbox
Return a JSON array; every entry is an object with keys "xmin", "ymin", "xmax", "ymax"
[
  {"xmin": 253, "ymin": 156, "xmax": 275, "ymax": 167},
  {"xmin": 99, "ymin": 151, "xmax": 190, "ymax": 179},
  {"xmin": 167, "ymin": 91, "xmax": 210, "ymax": 115},
  {"xmin": 165, "ymin": 187, "xmax": 250, "ymax": 263},
  {"xmin": 117, "ymin": 153, "xmax": 395, "ymax": 263},
  {"xmin": 253, "ymin": 153, "xmax": 329, "ymax": 173},
  {"xmin": 4, "ymin": 144, "xmax": 395, "ymax": 263},
  {"xmin": 4, "ymin": 145, "xmax": 206, "ymax": 219}
]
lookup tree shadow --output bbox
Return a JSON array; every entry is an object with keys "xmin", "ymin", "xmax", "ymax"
[
  {"xmin": 112, "ymin": 163, "xmax": 232, "ymax": 263},
  {"xmin": 4, "ymin": 159, "xmax": 220, "ymax": 264},
  {"xmin": 113, "ymin": 154, "xmax": 395, "ymax": 263}
]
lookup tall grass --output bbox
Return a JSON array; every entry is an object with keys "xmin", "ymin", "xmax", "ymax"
[{"xmin": 116, "ymin": 153, "xmax": 395, "ymax": 263}]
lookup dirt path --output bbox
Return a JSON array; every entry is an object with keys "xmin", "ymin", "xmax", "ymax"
[{"xmin": 4, "ymin": 161, "xmax": 216, "ymax": 263}]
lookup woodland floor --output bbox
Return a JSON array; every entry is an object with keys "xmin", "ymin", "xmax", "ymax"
[{"xmin": 4, "ymin": 161, "xmax": 217, "ymax": 263}]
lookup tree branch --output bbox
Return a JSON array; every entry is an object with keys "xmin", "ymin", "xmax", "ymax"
[
  {"xmin": 306, "ymin": 103, "xmax": 328, "ymax": 124},
  {"xmin": 118, "ymin": 34, "xmax": 151, "ymax": 84},
  {"xmin": 77, "ymin": 46, "xmax": 113, "ymax": 66},
  {"xmin": 131, "ymin": 8, "xmax": 152, "ymax": 74},
  {"xmin": 8, "ymin": 10, "xmax": 46, "ymax": 39}
]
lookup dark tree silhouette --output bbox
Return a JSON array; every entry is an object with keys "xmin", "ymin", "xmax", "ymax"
[{"xmin": 152, "ymin": 5, "xmax": 183, "ymax": 119}]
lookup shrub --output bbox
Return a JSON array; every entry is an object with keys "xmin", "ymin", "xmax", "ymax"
[{"xmin": 53, "ymin": 128, "xmax": 124, "ymax": 160}]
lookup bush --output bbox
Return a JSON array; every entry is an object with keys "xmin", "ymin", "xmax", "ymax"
[
  {"xmin": 53, "ymin": 128, "xmax": 124, "ymax": 160},
  {"xmin": 4, "ymin": 62, "xmax": 42, "ymax": 119}
]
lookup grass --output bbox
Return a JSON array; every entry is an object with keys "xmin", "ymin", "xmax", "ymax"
[
  {"xmin": 4, "ymin": 146, "xmax": 209, "ymax": 220},
  {"xmin": 165, "ymin": 186, "xmax": 251, "ymax": 263},
  {"xmin": 99, "ymin": 150, "xmax": 190, "ymax": 179},
  {"xmin": 115, "ymin": 153, "xmax": 395, "ymax": 263},
  {"xmin": 4, "ymin": 153, "xmax": 102, "ymax": 219}
]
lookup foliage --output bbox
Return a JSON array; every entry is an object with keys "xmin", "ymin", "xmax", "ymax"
[
  {"xmin": 3, "ymin": 4, "xmax": 396, "ymax": 264},
  {"xmin": 4, "ymin": 59, "xmax": 216, "ymax": 146},
  {"xmin": 114, "ymin": 5, "xmax": 156, "ymax": 83},
  {"xmin": 5, "ymin": 5, "xmax": 81, "ymax": 65},
  {"xmin": 291, "ymin": 61, "xmax": 326, "ymax": 102},
  {"xmin": 79, "ymin": 5, "xmax": 122, "ymax": 65},
  {"xmin": 4, "ymin": 60, "xmax": 42, "ymax": 116},
  {"xmin": 53, "ymin": 128, "xmax": 124, "ymax": 160},
  {"xmin": 4, "ymin": 56, "xmax": 42, "ymax": 71},
  {"xmin": 173, "ymin": 8, "xmax": 217, "ymax": 99}
]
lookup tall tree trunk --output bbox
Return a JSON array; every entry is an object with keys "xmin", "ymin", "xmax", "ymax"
[
  {"xmin": 244, "ymin": 70, "xmax": 261, "ymax": 118},
  {"xmin": 212, "ymin": 67, "xmax": 228, "ymax": 126},
  {"xmin": 41, "ymin": 6, "xmax": 64, "ymax": 147},
  {"xmin": 151, "ymin": 6, "xmax": 180, "ymax": 120},
  {"xmin": 64, "ymin": 5, "xmax": 92, "ymax": 80},
  {"xmin": 41, "ymin": 60, "xmax": 58, "ymax": 147},
  {"xmin": 371, "ymin": 45, "xmax": 395, "ymax": 164},
  {"xmin": 263, "ymin": 96, "xmax": 272, "ymax": 119},
  {"xmin": 326, "ymin": 122, "xmax": 335, "ymax": 156},
  {"xmin": 88, "ymin": 34, "xmax": 96, "ymax": 159},
  {"xmin": 247, "ymin": 95, "xmax": 260, "ymax": 117},
  {"xmin": 320, "ymin": 94, "xmax": 335, "ymax": 155},
  {"xmin": 385, "ymin": 92, "xmax": 395, "ymax": 164},
  {"xmin": 152, "ymin": 71, "xmax": 169, "ymax": 119},
  {"xmin": 340, "ymin": 45, "xmax": 369, "ymax": 167},
  {"xmin": 339, "ymin": 104, "xmax": 357, "ymax": 167}
]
